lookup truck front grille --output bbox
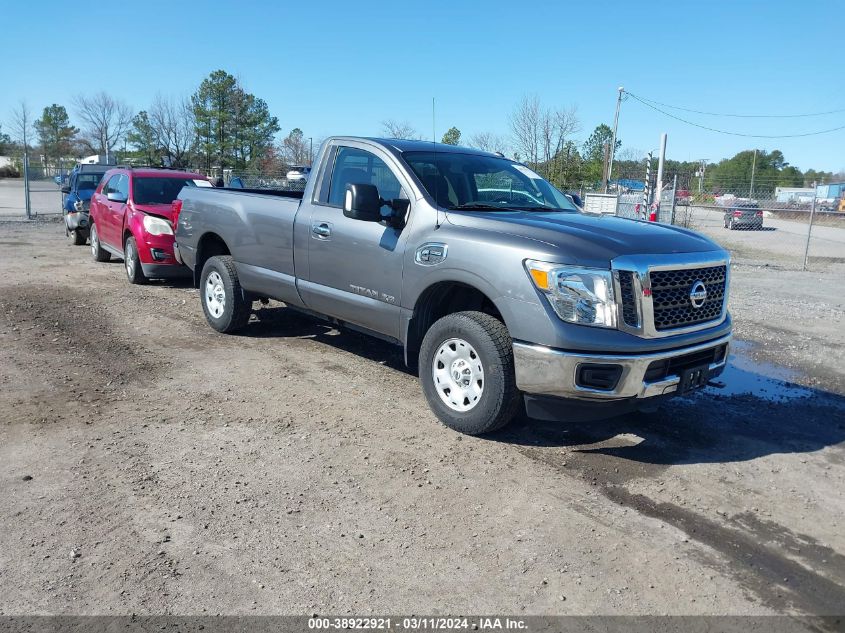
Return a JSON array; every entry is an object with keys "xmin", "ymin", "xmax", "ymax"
[{"xmin": 649, "ymin": 265, "xmax": 726, "ymax": 331}]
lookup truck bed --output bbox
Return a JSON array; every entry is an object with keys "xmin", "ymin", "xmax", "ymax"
[{"xmin": 219, "ymin": 186, "xmax": 305, "ymax": 199}]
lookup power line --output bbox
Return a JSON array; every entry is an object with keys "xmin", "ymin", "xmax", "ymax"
[
  {"xmin": 626, "ymin": 92, "xmax": 845, "ymax": 138},
  {"xmin": 626, "ymin": 91, "xmax": 845, "ymax": 118}
]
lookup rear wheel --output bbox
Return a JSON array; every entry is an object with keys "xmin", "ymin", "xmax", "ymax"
[
  {"xmin": 124, "ymin": 236, "xmax": 147, "ymax": 285},
  {"xmin": 200, "ymin": 255, "xmax": 252, "ymax": 333},
  {"xmin": 90, "ymin": 223, "xmax": 110, "ymax": 262},
  {"xmin": 419, "ymin": 311, "xmax": 521, "ymax": 435}
]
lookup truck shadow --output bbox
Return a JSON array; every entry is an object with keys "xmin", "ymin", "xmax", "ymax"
[
  {"xmin": 493, "ymin": 365, "xmax": 845, "ymax": 466},
  {"xmin": 245, "ymin": 304, "xmax": 411, "ymax": 373}
]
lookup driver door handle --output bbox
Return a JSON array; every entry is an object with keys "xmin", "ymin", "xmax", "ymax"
[{"xmin": 312, "ymin": 222, "xmax": 332, "ymax": 239}]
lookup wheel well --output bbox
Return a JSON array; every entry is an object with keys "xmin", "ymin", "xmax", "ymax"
[
  {"xmin": 194, "ymin": 233, "xmax": 230, "ymax": 287},
  {"xmin": 405, "ymin": 282, "xmax": 504, "ymax": 370}
]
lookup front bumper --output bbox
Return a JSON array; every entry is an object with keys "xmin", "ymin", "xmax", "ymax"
[
  {"xmin": 65, "ymin": 211, "xmax": 90, "ymax": 232},
  {"xmin": 140, "ymin": 262, "xmax": 192, "ymax": 279},
  {"xmin": 513, "ymin": 333, "xmax": 731, "ymax": 401}
]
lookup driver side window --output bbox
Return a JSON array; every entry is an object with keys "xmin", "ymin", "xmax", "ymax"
[
  {"xmin": 327, "ymin": 147, "xmax": 404, "ymax": 210},
  {"xmin": 103, "ymin": 175, "xmax": 119, "ymax": 196}
]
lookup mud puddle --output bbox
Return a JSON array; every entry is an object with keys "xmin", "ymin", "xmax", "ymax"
[{"xmin": 704, "ymin": 340, "xmax": 828, "ymax": 402}]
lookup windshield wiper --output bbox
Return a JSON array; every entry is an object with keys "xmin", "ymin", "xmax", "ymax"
[
  {"xmin": 447, "ymin": 203, "xmax": 511, "ymax": 211},
  {"xmin": 506, "ymin": 205, "xmax": 561, "ymax": 211}
]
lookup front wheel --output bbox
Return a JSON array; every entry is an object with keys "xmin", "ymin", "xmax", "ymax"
[
  {"xmin": 419, "ymin": 311, "xmax": 521, "ymax": 435},
  {"xmin": 124, "ymin": 236, "xmax": 147, "ymax": 285},
  {"xmin": 200, "ymin": 255, "xmax": 252, "ymax": 333},
  {"xmin": 90, "ymin": 223, "xmax": 110, "ymax": 262},
  {"xmin": 69, "ymin": 229, "xmax": 86, "ymax": 246}
]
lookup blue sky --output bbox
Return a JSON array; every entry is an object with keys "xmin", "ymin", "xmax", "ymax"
[{"xmin": 2, "ymin": 0, "xmax": 843, "ymax": 171}]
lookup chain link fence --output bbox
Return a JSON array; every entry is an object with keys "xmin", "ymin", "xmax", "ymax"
[
  {"xmin": 600, "ymin": 175, "xmax": 845, "ymax": 272},
  {"xmin": 2, "ymin": 157, "xmax": 842, "ymax": 273}
]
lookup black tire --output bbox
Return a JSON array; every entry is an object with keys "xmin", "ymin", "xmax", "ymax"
[
  {"xmin": 419, "ymin": 311, "xmax": 521, "ymax": 435},
  {"xmin": 200, "ymin": 255, "xmax": 252, "ymax": 333},
  {"xmin": 69, "ymin": 228, "xmax": 86, "ymax": 246},
  {"xmin": 124, "ymin": 236, "xmax": 147, "ymax": 285},
  {"xmin": 90, "ymin": 222, "xmax": 111, "ymax": 262}
]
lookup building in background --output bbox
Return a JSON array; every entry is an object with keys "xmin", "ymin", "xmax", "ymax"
[{"xmin": 775, "ymin": 187, "xmax": 815, "ymax": 204}]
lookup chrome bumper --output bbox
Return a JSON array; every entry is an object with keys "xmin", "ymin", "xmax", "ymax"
[{"xmin": 513, "ymin": 334, "xmax": 731, "ymax": 400}]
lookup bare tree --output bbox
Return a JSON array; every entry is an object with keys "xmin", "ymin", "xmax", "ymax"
[
  {"xmin": 541, "ymin": 106, "xmax": 581, "ymax": 184},
  {"xmin": 616, "ymin": 147, "xmax": 644, "ymax": 162},
  {"xmin": 381, "ymin": 119, "xmax": 418, "ymax": 140},
  {"xmin": 73, "ymin": 92, "xmax": 133, "ymax": 156},
  {"xmin": 149, "ymin": 95, "xmax": 195, "ymax": 167},
  {"xmin": 510, "ymin": 95, "xmax": 580, "ymax": 184},
  {"xmin": 10, "ymin": 100, "xmax": 33, "ymax": 149},
  {"xmin": 467, "ymin": 132, "xmax": 510, "ymax": 155},
  {"xmin": 509, "ymin": 95, "xmax": 541, "ymax": 166},
  {"xmin": 10, "ymin": 101, "xmax": 33, "ymax": 217},
  {"xmin": 540, "ymin": 106, "xmax": 580, "ymax": 163}
]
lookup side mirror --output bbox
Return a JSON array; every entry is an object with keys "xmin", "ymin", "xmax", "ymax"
[
  {"xmin": 60, "ymin": 185, "xmax": 71, "ymax": 194},
  {"xmin": 343, "ymin": 183, "xmax": 381, "ymax": 222},
  {"xmin": 107, "ymin": 192, "xmax": 127, "ymax": 203},
  {"xmin": 385, "ymin": 198, "xmax": 410, "ymax": 229}
]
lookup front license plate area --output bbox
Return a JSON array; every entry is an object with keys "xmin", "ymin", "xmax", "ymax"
[{"xmin": 678, "ymin": 364, "xmax": 710, "ymax": 394}]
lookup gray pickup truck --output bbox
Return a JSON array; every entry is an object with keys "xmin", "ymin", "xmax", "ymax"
[{"xmin": 174, "ymin": 137, "xmax": 731, "ymax": 435}]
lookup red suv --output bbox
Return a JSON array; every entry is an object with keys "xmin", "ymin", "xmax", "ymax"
[{"xmin": 89, "ymin": 167, "xmax": 210, "ymax": 283}]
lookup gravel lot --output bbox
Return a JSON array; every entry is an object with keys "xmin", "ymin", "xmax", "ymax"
[{"xmin": 1, "ymin": 219, "xmax": 844, "ymax": 618}]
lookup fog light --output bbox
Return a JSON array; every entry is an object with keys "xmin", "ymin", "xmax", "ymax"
[
  {"xmin": 151, "ymin": 248, "xmax": 169, "ymax": 261},
  {"xmin": 576, "ymin": 363, "xmax": 623, "ymax": 391}
]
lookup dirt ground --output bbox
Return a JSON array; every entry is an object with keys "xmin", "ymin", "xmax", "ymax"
[{"xmin": 1, "ymin": 219, "xmax": 844, "ymax": 618}]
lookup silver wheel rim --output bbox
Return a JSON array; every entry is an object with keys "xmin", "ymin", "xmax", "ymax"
[
  {"xmin": 432, "ymin": 337, "xmax": 484, "ymax": 412},
  {"xmin": 90, "ymin": 225, "xmax": 98, "ymax": 256},
  {"xmin": 125, "ymin": 241, "xmax": 135, "ymax": 278},
  {"xmin": 205, "ymin": 271, "xmax": 226, "ymax": 319}
]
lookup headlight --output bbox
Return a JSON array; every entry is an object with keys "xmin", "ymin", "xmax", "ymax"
[
  {"xmin": 73, "ymin": 200, "xmax": 84, "ymax": 212},
  {"xmin": 525, "ymin": 260, "xmax": 616, "ymax": 328},
  {"xmin": 142, "ymin": 215, "xmax": 173, "ymax": 236}
]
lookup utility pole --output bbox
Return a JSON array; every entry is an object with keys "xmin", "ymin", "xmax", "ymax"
[
  {"xmin": 749, "ymin": 148, "xmax": 757, "ymax": 197},
  {"xmin": 309, "ymin": 137, "xmax": 313, "ymax": 166},
  {"xmin": 697, "ymin": 159, "xmax": 708, "ymax": 195},
  {"xmin": 605, "ymin": 86, "xmax": 624, "ymax": 193},
  {"xmin": 654, "ymin": 133, "xmax": 667, "ymax": 216},
  {"xmin": 802, "ymin": 181, "xmax": 818, "ymax": 271}
]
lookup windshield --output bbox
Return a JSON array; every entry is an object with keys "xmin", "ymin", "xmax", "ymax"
[
  {"xmin": 77, "ymin": 173, "xmax": 105, "ymax": 190},
  {"xmin": 133, "ymin": 177, "xmax": 199, "ymax": 205},
  {"xmin": 402, "ymin": 151, "xmax": 579, "ymax": 212}
]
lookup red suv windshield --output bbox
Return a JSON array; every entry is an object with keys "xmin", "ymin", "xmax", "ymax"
[{"xmin": 133, "ymin": 177, "xmax": 198, "ymax": 205}]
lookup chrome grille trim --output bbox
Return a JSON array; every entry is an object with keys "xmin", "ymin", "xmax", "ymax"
[{"xmin": 611, "ymin": 251, "xmax": 730, "ymax": 339}]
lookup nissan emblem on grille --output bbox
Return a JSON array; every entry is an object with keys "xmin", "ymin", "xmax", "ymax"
[{"xmin": 689, "ymin": 280, "xmax": 707, "ymax": 308}]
